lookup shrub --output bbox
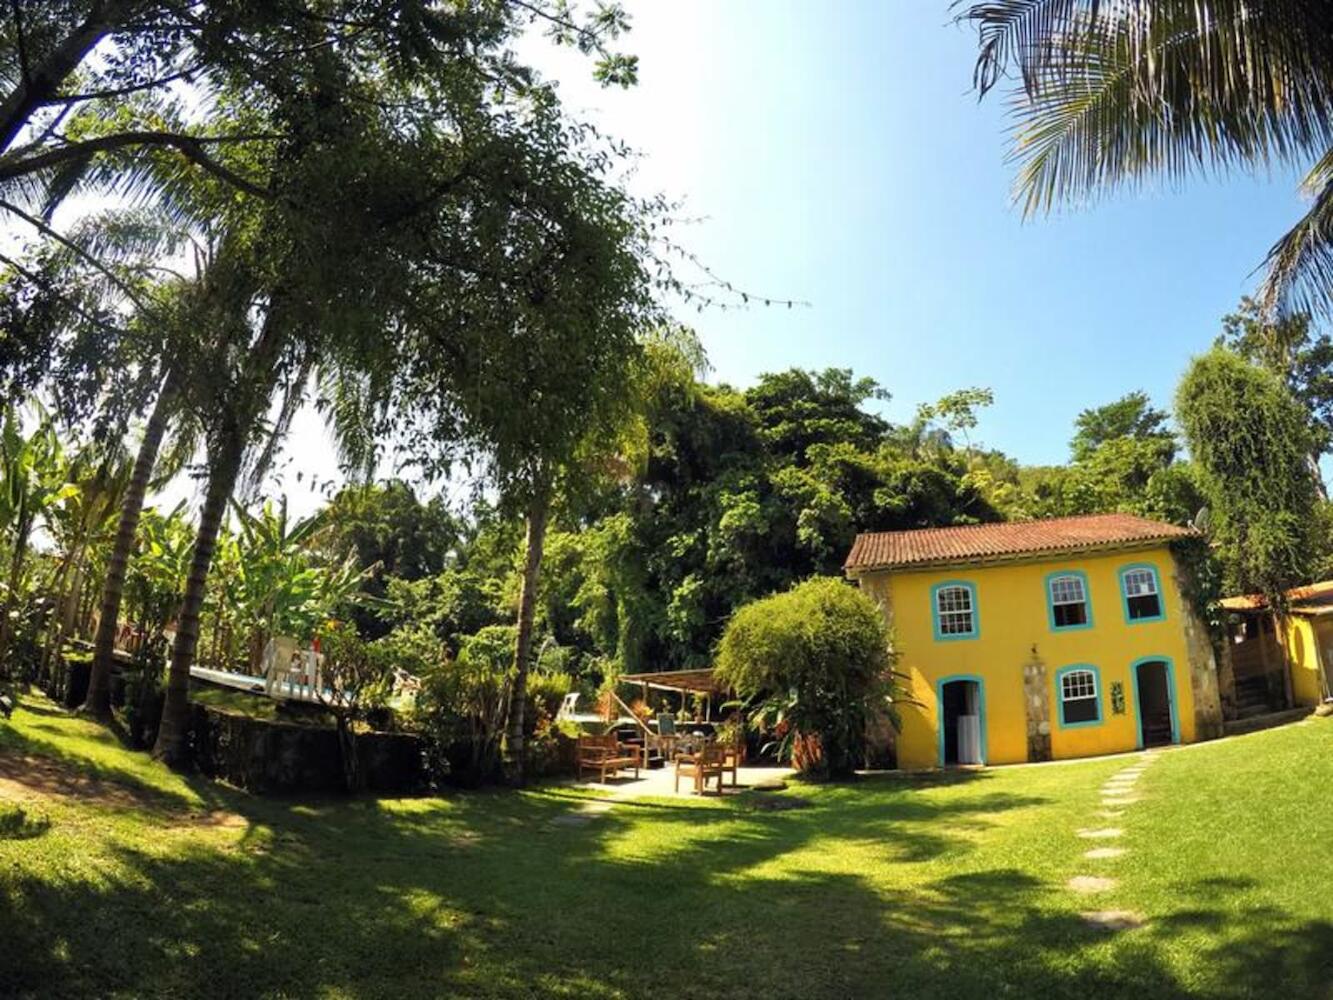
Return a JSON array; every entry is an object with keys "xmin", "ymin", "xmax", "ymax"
[
  {"xmin": 715, "ymin": 576, "xmax": 897, "ymax": 779},
  {"xmin": 314, "ymin": 622, "xmax": 397, "ymax": 792},
  {"xmin": 415, "ymin": 625, "xmax": 515, "ymax": 786}
]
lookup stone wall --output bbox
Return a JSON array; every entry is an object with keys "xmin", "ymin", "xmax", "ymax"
[
  {"xmin": 190, "ymin": 705, "xmax": 427, "ymax": 795},
  {"xmin": 1022, "ymin": 651, "xmax": 1051, "ymax": 762}
]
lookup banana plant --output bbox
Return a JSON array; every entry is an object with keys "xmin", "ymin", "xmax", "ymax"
[
  {"xmin": 0, "ymin": 405, "xmax": 79, "ymax": 665},
  {"xmin": 40, "ymin": 442, "xmax": 133, "ymax": 676},
  {"xmin": 123, "ymin": 503, "xmax": 193, "ymax": 657},
  {"xmin": 224, "ymin": 498, "xmax": 378, "ymax": 672}
]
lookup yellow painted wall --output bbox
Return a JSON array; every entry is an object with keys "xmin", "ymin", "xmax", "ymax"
[
  {"xmin": 861, "ymin": 545, "xmax": 1199, "ymax": 769},
  {"xmin": 1279, "ymin": 616, "xmax": 1329, "ymax": 707}
]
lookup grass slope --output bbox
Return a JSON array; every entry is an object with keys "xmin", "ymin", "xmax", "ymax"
[{"xmin": 1, "ymin": 692, "xmax": 1330, "ymax": 999}]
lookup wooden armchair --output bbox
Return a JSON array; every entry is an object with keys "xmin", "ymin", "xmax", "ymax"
[
  {"xmin": 674, "ymin": 742, "xmax": 726, "ymax": 795},
  {"xmin": 720, "ymin": 740, "xmax": 744, "ymax": 788},
  {"xmin": 576, "ymin": 734, "xmax": 641, "ymax": 782}
]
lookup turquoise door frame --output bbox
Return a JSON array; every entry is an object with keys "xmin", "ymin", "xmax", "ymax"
[
  {"xmin": 1129, "ymin": 656, "xmax": 1180, "ymax": 749},
  {"xmin": 936, "ymin": 674, "xmax": 988, "ymax": 767}
]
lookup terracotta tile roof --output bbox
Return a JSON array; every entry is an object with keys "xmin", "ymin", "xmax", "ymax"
[
  {"xmin": 844, "ymin": 513, "xmax": 1194, "ymax": 573},
  {"xmin": 1218, "ymin": 579, "xmax": 1333, "ymax": 613}
]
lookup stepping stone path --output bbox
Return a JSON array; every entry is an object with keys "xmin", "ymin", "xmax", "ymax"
[
  {"xmin": 1072, "ymin": 754, "xmax": 1158, "ymax": 931},
  {"xmin": 1101, "ymin": 796, "xmax": 1142, "ymax": 806},
  {"xmin": 1084, "ymin": 847, "xmax": 1125, "ymax": 860},
  {"xmin": 1077, "ymin": 827, "xmax": 1123, "ymax": 839},
  {"xmin": 550, "ymin": 800, "xmax": 615, "ymax": 827},
  {"xmin": 1081, "ymin": 910, "xmax": 1146, "ymax": 931},
  {"xmin": 1068, "ymin": 875, "xmax": 1118, "ymax": 894}
]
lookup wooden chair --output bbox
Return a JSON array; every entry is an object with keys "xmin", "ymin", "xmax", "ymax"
[
  {"xmin": 641, "ymin": 713, "xmax": 678, "ymax": 766},
  {"xmin": 674, "ymin": 742, "xmax": 726, "ymax": 795},
  {"xmin": 720, "ymin": 740, "xmax": 744, "ymax": 788},
  {"xmin": 576, "ymin": 733, "xmax": 641, "ymax": 782}
]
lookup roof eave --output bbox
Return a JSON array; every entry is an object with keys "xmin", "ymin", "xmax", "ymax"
[{"xmin": 845, "ymin": 536, "xmax": 1183, "ymax": 577}]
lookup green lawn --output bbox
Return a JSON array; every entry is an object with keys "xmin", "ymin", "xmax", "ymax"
[{"xmin": 2, "ymin": 692, "xmax": 1331, "ymax": 999}]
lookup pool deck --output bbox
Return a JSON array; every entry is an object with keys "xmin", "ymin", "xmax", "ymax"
[{"xmin": 188, "ymin": 665, "xmax": 328, "ymax": 704}]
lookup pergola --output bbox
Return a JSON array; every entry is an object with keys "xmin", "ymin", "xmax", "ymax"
[{"xmin": 619, "ymin": 668, "xmax": 731, "ymax": 720}]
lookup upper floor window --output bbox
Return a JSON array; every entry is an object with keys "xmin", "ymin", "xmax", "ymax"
[
  {"xmin": 932, "ymin": 581, "xmax": 978, "ymax": 640},
  {"xmin": 1057, "ymin": 666, "xmax": 1101, "ymax": 726},
  {"xmin": 1047, "ymin": 572, "xmax": 1091, "ymax": 630},
  {"xmin": 1121, "ymin": 564, "xmax": 1164, "ymax": 622}
]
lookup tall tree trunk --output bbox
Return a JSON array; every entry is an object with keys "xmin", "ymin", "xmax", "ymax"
[
  {"xmin": 83, "ymin": 377, "xmax": 176, "ymax": 718},
  {"xmin": 152, "ymin": 424, "xmax": 245, "ymax": 767},
  {"xmin": 39, "ymin": 550, "xmax": 75, "ymax": 677},
  {"xmin": 503, "ymin": 480, "xmax": 551, "ymax": 787},
  {"xmin": 151, "ymin": 297, "xmax": 288, "ymax": 766}
]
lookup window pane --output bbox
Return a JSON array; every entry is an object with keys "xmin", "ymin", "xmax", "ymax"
[
  {"xmin": 1061, "ymin": 670, "xmax": 1097, "ymax": 700},
  {"xmin": 1054, "ymin": 602, "xmax": 1088, "ymax": 627},
  {"xmin": 1050, "ymin": 576, "xmax": 1085, "ymax": 605},
  {"xmin": 1124, "ymin": 569, "xmax": 1157, "ymax": 597},
  {"xmin": 1062, "ymin": 697, "xmax": 1098, "ymax": 724},
  {"xmin": 1128, "ymin": 593, "xmax": 1161, "ymax": 620},
  {"xmin": 1060, "ymin": 669, "xmax": 1099, "ymax": 724},
  {"xmin": 936, "ymin": 586, "xmax": 976, "ymax": 635},
  {"xmin": 937, "ymin": 587, "xmax": 972, "ymax": 614}
]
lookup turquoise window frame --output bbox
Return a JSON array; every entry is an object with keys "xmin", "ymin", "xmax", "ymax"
[
  {"xmin": 1119, "ymin": 562, "xmax": 1166, "ymax": 624},
  {"xmin": 931, "ymin": 580, "xmax": 979, "ymax": 641},
  {"xmin": 1046, "ymin": 569, "xmax": 1094, "ymax": 633},
  {"xmin": 935, "ymin": 674, "xmax": 988, "ymax": 766},
  {"xmin": 1054, "ymin": 664, "xmax": 1103, "ymax": 729},
  {"xmin": 1130, "ymin": 656, "xmax": 1181, "ymax": 748}
]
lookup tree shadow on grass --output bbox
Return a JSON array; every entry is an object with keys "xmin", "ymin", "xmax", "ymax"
[
  {"xmin": 4, "ymin": 704, "xmax": 1332, "ymax": 999},
  {"xmin": 0, "ymin": 803, "xmax": 49, "ymax": 840},
  {"xmin": 0, "ymin": 723, "xmax": 213, "ymax": 815},
  {"xmin": 1141, "ymin": 876, "xmax": 1333, "ymax": 996}
]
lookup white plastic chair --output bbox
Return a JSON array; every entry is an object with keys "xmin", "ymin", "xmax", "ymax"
[{"xmin": 262, "ymin": 635, "xmax": 301, "ymax": 696}]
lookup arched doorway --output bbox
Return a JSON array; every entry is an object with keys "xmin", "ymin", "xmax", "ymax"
[
  {"xmin": 938, "ymin": 676, "xmax": 986, "ymax": 766},
  {"xmin": 1132, "ymin": 658, "xmax": 1179, "ymax": 749}
]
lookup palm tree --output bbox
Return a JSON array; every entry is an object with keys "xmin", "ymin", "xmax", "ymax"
[
  {"xmin": 81, "ymin": 369, "xmax": 186, "ymax": 717},
  {"xmin": 959, "ymin": 1, "xmax": 1333, "ymax": 316}
]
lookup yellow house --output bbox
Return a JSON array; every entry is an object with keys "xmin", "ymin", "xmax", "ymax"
[
  {"xmin": 1218, "ymin": 582, "xmax": 1333, "ymax": 715},
  {"xmin": 844, "ymin": 513, "xmax": 1224, "ymax": 769}
]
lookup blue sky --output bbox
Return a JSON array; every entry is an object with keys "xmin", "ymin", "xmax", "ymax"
[
  {"xmin": 58, "ymin": 1, "xmax": 1312, "ymax": 515},
  {"xmin": 531, "ymin": 0, "xmax": 1308, "ymax": 468}
]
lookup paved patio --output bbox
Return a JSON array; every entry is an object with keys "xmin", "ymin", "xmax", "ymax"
[{"xmin": 571, "ymin": 762, "xmax": 795, "ymax": 800}]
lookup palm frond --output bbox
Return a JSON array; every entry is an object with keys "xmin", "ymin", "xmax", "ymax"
[
  {"xmin": 964, "ymin": 1, "xmax": 1333, "ymax": 214},
  {"xmin": 1259, "ymin": 144, "xmax": 1333, "ymax": 319}
]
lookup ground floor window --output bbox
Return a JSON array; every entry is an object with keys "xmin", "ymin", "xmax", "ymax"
[{"xmin": 1057, "ymin": 666, "xmax": 1101, "ymax": 726}]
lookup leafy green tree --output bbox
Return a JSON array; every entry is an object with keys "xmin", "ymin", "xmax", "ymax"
[
  {"xmin": 411, "ymin": 624, "xmax": 519, "ymax": 786},
  {"xmin": 1070, "ymin": 392, "xmax": 1175, "ymax": 464},
  {"xmin": 745, "ymin": 368, "xmax": 889, "ymax": 458},
  {"xmin": 1219, "ymin": 296, "xmax": 1333, "ymax": 495},
  {"xmin": 916, "ymin": 386, "xmax": 995, "ymax": 459},
  {"xmin": 313, "ymin": 621, "xmax": 396, "ymax": 792},
  {"xmin": 715, "ymin": 577, "xmax": 897, "ymax": 780},
  {"xmin": 318, "ymin": 481, "xmax": 460, "ymax": 637},
  {"xmin": 0, "ymin": 1, "xmax": 636, "ymax": 192},
  {"xmin": 960, "ymin": 0, "xmax": 1333, "ymax": 317},
  {"xmin": 1176, "ymin": 348, "xmax": 1319, "ymax": 599}
]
